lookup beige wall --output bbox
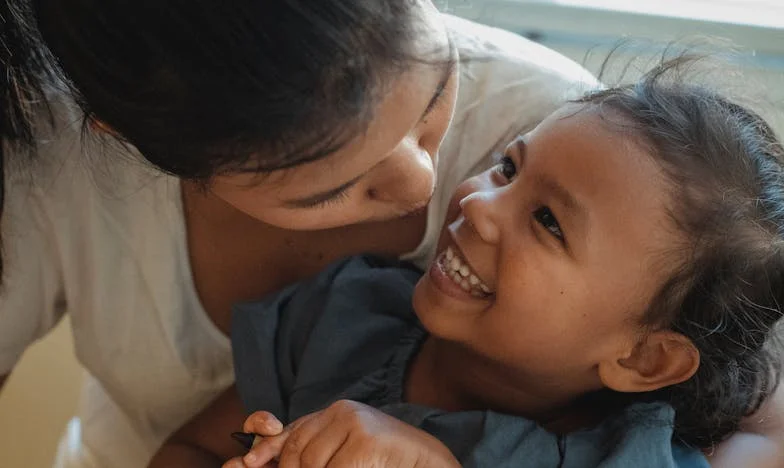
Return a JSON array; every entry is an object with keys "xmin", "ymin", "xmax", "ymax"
[{"xmin": 0, "ymin": 318, "xmax": 82, "ymax": 467}]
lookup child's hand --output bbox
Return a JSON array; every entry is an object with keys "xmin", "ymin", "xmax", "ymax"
[
  {"xmin": 222, "ymin": 410, "xmax": 284, "ymax": 468},
  {"xmin": 231, "ymin": 400, "xmax": 460, "ymax": 468}
]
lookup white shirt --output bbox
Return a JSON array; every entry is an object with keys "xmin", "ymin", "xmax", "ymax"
[{"xmin": 0, "ymin": 15, "xmax": 596, "ymax": 468}]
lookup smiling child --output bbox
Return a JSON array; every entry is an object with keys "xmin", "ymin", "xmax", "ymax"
[{"xmin": 149, "ymin": 57, "xmax": 784, "ymax": 468}]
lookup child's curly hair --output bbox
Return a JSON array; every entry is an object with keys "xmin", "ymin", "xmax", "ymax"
[{"xmin": 577, "ymin": 55, "xmax": 784, "ymax": 449}]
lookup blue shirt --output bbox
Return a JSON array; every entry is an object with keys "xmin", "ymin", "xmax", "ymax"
[{"xmin": 232, "ymin": 255, "xmax": 709, "ymax": 468}]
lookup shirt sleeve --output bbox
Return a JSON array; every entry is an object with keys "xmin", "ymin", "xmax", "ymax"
[
  {"xmin": 384, "ymin": 402, "xmax": 707, "ymax": 468},
  {"xmin": 232, "ymin": 256, "xmax": 422, "ymax": 423},
  {"xmin": 0, "ymin": 152, "xmax": 67, "ymax": 376}
]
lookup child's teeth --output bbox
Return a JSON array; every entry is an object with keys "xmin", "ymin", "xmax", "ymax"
[{"xmin": 440, "ymin": 246, "xmax": 493, "ymax": 297}]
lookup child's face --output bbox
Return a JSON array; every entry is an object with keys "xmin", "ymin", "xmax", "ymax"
[{"xmin": 412, "ymin": 103, "xmax": 683, "ymax": 391}]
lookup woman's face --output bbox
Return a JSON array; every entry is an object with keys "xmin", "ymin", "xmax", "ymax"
[
  {"xmin": 209, "ymin": 1, "xmax": 458, "ymax": 230},
  {"xmin": 412, "ymin": 104, "xmax": 682, "ymax": 392}
]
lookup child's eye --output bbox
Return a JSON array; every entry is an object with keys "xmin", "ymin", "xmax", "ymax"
[
  {"xmin": 534, "ymin": 206, "xmax": 564, "ymax": 241},
  {"xmin": 496, "ymin": 156, "xmax": 517, "ymax": 181}
]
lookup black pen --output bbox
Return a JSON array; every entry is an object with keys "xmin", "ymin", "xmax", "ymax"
[{"xmin": 231, "ymin": 432, "xmax": 261, "ymax": 450}]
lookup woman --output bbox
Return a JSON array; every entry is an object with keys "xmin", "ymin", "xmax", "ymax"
[{"xmin": 0, "ymin": 1, "xmax": 779, "ymax": 467}]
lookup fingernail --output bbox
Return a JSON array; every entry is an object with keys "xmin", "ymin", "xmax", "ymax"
[
  {"xmin": 265, "ymin": 419, "xmax": 284, "ymax": 432},
  {"xmin": 244, "ymin": 452, "xmax": 257, "ymax": 464}
]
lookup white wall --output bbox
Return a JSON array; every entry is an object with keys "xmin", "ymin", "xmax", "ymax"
[{"xmin": 0, "ymin": 319, "xmax": 82, "ymax": 467}]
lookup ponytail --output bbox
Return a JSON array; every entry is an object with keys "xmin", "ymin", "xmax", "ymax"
[{"xmin": 1, "ymin": 0, "xmax": 54, "ymax": 280}]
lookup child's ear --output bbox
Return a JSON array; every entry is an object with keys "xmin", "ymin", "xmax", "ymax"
[{"xmin": 598, "ymin": 331, "xmax": 699, "ymax": 393}]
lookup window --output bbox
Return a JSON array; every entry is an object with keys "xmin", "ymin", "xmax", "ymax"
[
  {"xmin": 443, "ymin": 0, "xmax": 784, "ymax": 56},
  {"xmin": 444, "ymin": 0, "xmax": 784, "ymax": 137},
  {"xmin": 536, "ymin": 0, "xmax": 784, "ymax": 29}
]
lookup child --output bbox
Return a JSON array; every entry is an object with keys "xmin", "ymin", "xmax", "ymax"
[{"xmin": 148, "ymin": 57, "xmax": 784, "ymax": 467}]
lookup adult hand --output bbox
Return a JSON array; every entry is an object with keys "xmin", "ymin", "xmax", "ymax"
[
  {"xmin": 709, "ymin": 378, "xmax": 784, "ymax": 468},
  {"xmin": 224, "ymin": 400, "xmax": 460, "ymax": 468}
]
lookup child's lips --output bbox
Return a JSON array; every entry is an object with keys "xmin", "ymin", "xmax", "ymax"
[{"xmin": 433, "ymin": 246, "xmax": 493, "ymax": 299}]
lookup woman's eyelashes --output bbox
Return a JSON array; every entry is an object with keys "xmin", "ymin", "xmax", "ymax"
[{"xmin": 301, "ymin": 188, "xmax": 351, "ymax": 209}]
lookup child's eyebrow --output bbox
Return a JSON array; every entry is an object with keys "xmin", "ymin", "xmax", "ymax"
[
  {"xmin": 516, "ymin": 138, "xmax": 584, "ymax": 220},
  {"xmin": 535, "ymin": 175, "xmax": 583, "ymax": 218}
]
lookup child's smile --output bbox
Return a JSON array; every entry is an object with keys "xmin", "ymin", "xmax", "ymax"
[
  {"xmin": 409, "ymin": 102, "xmax": 693, "ymax": 415},
  {"xmin": 432, "ymin": 244, "xmax": 493, "ymax": 299}
]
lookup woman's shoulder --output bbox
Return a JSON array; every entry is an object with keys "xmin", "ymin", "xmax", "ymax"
[
  {"xmin": 436, "ymin": 15, "xmax": 600, "ymax": 194},
  {"xmin": 5, "ymin": 93, "xmax": 177, "ymax": 215},
  {"xmin": 2, "ymin": 92, "xmax": 183, "ymax": 284},
  {"xmin": 444, "ymin": 14, "xmax": 597, "ymax": 154},
  {"xmin": 444, "ymin": 14, "xmax": 598, "ymax": 92},
  {"xmin": 441, "ymin": 15, "xmax": 599, "ymax": 165}
]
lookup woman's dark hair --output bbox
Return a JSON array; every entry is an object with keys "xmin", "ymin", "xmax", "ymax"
[
  {"xmin": 578, "ymin": 56, "xmax": 784, "ymax": 449},
  {"xmin": 0, "ymin": 0, "xmax": 435, "ymax": 283},
  {"xmin": 33, "ymin": 0, "xmax": 427, "ymax": 178},
  {"xmin": 0, "ymin": 0, "xmax": 55, "ymax": 279}
]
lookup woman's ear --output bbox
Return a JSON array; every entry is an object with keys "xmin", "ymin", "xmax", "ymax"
[{"xmin": 598, "ymin": 331, "xmax": 700, "ymax": 393}]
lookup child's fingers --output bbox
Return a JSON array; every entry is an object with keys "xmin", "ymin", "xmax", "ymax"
[
  {"xmin": 288, "ymin": 423, "xmax": 350, "ymax": 468},
  {"xmin": 223, "ymin": 456, "xmax": 279, "ymax": 468},
  {"xmin": 222, "ymin": 456, "xmax": 248, "ymax": 468},
  {"xmin": 243, "ymin": 433, "xmax": 289, "ymax": 468},
  {"xmin": 243, "ymin": 411, "xmax": 285, "ymax": 437},
  {"xmin": 276, "ymin": 410, "xmax": 339, "ymax": 468}
]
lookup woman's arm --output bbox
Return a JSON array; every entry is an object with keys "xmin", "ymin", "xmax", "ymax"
[
  {"xmin": 709, "ymin": 378, "xmax": 784, "ymax": 468},
  {"xmin": 147, "ymin": 385, "xmax": 247, "ymax": 468}
]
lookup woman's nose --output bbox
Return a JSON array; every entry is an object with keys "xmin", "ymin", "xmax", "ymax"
[
  {"xmin": 459, "ymin": 190, "xmax": 502, "ymax": 245},
  {"xmin": 368, "ymin": 140, "xmax": 435, "ymax": 209}
]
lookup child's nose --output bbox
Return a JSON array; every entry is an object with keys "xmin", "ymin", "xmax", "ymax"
[{"xmin": 459, "ymin": 190, "xmax": 502, "ymax": 245}]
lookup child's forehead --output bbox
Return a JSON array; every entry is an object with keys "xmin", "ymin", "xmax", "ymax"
[
  {"xmin": 505, "ymin": 103, "xmax": 601, "ymax": 156},
  {"xmin": 515, "ymin": 102, "xmax": 595, "ymax": 142}
]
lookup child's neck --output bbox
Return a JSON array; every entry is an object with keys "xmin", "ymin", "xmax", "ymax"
[{"xmin": 404, "ymin": 337, "xmax": 604, "ymax": 432}]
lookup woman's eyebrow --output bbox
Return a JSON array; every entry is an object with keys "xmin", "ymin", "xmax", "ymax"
[
  {"xmin": 283, "ymin": 174, "xmax": 364, "ymax": 208},
  {"xmin": 421, "ymin": 41, "xmax": 457, "ymax": 119}
]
